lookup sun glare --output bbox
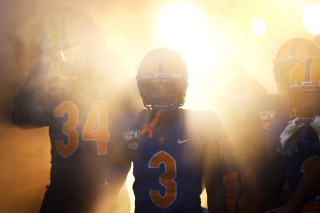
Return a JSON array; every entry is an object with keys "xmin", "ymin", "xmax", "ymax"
[{"xmin": 303, "ymin": 3, "xmax": 320, "ymax": 35}]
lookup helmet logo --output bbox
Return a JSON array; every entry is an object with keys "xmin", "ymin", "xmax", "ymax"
[
  {"xmin": 158, "ymin": 137, "xmax": 166, "ymax": 144},
  {"xmin": 128, "ymin": 141, "xmax": 139, "ymax": 150}
]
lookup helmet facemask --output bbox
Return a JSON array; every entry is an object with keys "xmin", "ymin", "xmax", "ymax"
[
  {"xmin": 290, "ymin": 85, "xmax": 320, "ymax": 118},
  {"xmin": 289, "ymin": 57, "xmax": 320, "ymax": 118},
  {"xmin": 223, "ymin": 96, "xmax": 265, "ymax": 128},
  {"xmin": 138, "ymin": 73, "xmax": 186, "ymax": 111},
  {"xmin": 220, "ymin": 76, "xmax": 267, "ymax": 129}
]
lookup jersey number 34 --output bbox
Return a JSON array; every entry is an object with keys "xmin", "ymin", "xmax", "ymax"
[{"xmin": 54, "ymin": 100, "xmax": 109, "ymax": 158}]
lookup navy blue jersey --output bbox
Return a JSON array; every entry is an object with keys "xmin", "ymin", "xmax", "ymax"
[
  {"xmin": 11, "ymin": 63, "xmax": 135, "ymax": 212},
  {"xmin": 265, "ymin": 93, "xmax": 292, "ymax": 140},
  {"xmin": 108, "ymin": 109, "xmax": 223, "ymax": 213},
  {"xmin": 258, "ymin": 93, "xmax": 289, "ymax": 131},
  {"xmin": 12, "ymin": 86, "xmax": 110, "ymax": 212},
  {"xmin": 215, "ymin": 92, "xmax": 285, "ymax": 213},
  {"xmin": 219, "ymin": 126, "xmax": 284, "ymax": 213},
  {"xmin": 267, "ymin": 116, "xmax": 320, "ymax": 212}
]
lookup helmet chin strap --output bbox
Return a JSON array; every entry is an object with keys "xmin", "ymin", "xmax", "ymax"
[
  {"xmin": 140, "ymin": 110, "xmax": 162, "ymax": 138},
  {"xmin": 152, "ymin": 103, "xmax": 176, "ymax": 112}
]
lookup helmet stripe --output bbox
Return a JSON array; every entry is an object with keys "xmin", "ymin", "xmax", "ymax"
[
  {"xmin": 158, "ymin": 54, "xmax": 164, "ymax": 74},
  {"xmin": 305, "ymin": 58, "xmax": 313, "ymax": 82},
  {"xmin": 291, "ymin": 38, "xmax": 298, "ymax": 56}
]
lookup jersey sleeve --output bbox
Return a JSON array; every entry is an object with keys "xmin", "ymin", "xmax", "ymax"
[{"xmin": 11, "ymin": 61, "xmax": 55, "ymax": 128}]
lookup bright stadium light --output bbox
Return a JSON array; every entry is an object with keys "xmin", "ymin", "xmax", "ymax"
[
  {"xmin": 303, "ymin": 3, "xmax": 320, "ymax": 35},
  {"xmin": 251, "ymin": 18, "xmax": 267, "ymax": 36},
  {"xmin": 155, "ymin": 2, "xmax": 209, "ymax": 49},
  {"xmin": 154, "ymin": 1, "xmax": 220, "ymax": 110},
  {"xmin": 154, "ymin": 1, "xmax": 217, "ymax": 64}
]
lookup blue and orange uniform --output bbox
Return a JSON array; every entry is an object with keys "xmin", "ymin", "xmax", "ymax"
[
  {"xmin": 267, "ymin": 117, "xmax": 320, "ymax": 212},
  {"xmin": 10, "ymin": 6, "xmax": 139, "ymax": 213},
  {"xmin": 107, "ymin": 109, "xmax": 225, "ymax": 213},
  {"xmin": 219, "ymin": 127, "xmax": 284, "ymax": 213},
  {"xmin": 11, "ymin": 62, "xmax": 135, "ymax": 212},
  {"xmin": 216, "ymin": 75, "xmax": 285, "ymax": 213},
  {"xmin": 12, "ymin": 76, "xmax": 107, "ymax": 212}
]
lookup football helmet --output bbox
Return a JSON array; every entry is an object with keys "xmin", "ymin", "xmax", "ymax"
[
  {"xmin": 40, "ymin": 7, "xmax": 106, "ymax": 80},
  {"xmin": 220, "ymin": 75, "xmax": 267, "ymax": 126},
  {"xmin": 136, "ymin": 48, "xmax": 188, "ymax": 111},
  {"xmin": 289, "ymin": 57, "xmax": 320, "ymax": 118},
  {"xmin": 273, "ymin": 38, "xmax": 320, "ymax": 94}
]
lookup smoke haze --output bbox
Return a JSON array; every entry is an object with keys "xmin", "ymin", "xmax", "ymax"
[{"xmin": 0, "ymin": 0, "xmax": 318, "ymax": 212}]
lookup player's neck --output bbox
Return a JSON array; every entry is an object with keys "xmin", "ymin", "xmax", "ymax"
[{"xmin": 150, "ymin": 109, "xmax": 180, "ymax": 127}]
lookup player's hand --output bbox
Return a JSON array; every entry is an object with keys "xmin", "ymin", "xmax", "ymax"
[
  {"xmin": 39, "ymin": 38, "xmax": 87, "ymax": 83},
  {"xmin": 278, "ymin": 118, "xmax": 303, "ymax": 156}
]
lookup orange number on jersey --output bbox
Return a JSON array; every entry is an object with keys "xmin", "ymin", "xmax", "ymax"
[
  {"xmin": 301, "ymin": 155, "xmax": 320, "ymax": 173},
  {"xmin": 54, "ymin": 101, "xmax": 79, "ymax": 158},
  {"xmin": 54, "ymin": 100, "xmax": 109, "ymax": 158},
  {"xmin": 82, "ymin": 101, "xmax": 109, "ymax": 155},
  {"xmin": 223, "ymin": 169, "xmax": 251, "ymax": 213},
  {"xmin": 149, "ymin": 151, "xmax": 177, "ymax": 208},
  {"xmin": 223, "ymin": 171, "xmax": 238, "ymax": 213}
]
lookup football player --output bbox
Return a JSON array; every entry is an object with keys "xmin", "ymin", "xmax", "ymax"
[
  {"xmin": 216, "ymin": 75, "xmax": 284, "ymax": 213},
  {"xmin": 106, "ymin": 48, "xmax": 226, "ymax": 213},
  {"xmin": 266, "ymin": 38, "xmax": 320, "ymax": 182},
  {"xmin": 265, "ymin": 57, "xmax": 320, "ymax": 213},
  {"xmin": 265, "ymin": 158, "xmax": 320, "ymax": 213},
  {"xmin": 11, "ymin": 7, "xmax": 136, "ymax": 213}
]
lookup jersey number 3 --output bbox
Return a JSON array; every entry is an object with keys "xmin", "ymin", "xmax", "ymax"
[
  {"xmin": 54, "ymin": 100, "xmax": 109, "ymax": 158},
  {"xmin": 149, "ymin": 151, "xmax": 177, "ymax": 209}
]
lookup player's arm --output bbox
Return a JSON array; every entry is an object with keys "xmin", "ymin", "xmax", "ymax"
[
  {"xmin": 205, "ymin": 152, "xmax": 227, "ymax": 213},
  {"xmin": 203, "ymin": 113, "xmax": 228, "ymax": 213},
  {"xmin": 105, "ymin": 117, "xmax": 132, "ymax": 212},
  {"xmin": 287, "ymin": 157, "xmax": 320, "ymax": 207},
  {"xmin": 11, "ymin": 59, "xmax": 55, "ymax": 128},
  {"xmin": 264, "ymin": 158, "xmax": 320, "ymax": 213},
  {"xmin": 261, "ymin": 145, "xmax": 285, "ymax": 211}
]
